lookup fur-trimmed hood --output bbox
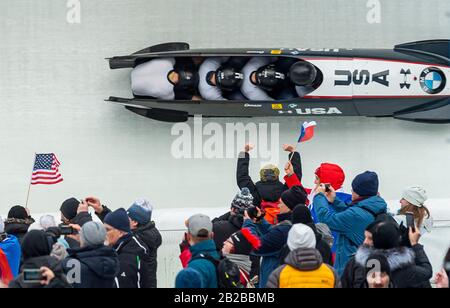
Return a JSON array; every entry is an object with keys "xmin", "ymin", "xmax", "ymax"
[{"xmin": 355, "ymin": 245, "xmax": 415, "ymax": 272}]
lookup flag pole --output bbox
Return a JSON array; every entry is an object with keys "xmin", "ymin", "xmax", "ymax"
[{"xmin": 25, "ymin": 153, "xmax": 37, "ymax": 209}]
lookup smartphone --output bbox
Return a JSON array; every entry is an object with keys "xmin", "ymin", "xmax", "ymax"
[
  {"xmin": 405, "ymin": 212, "xmax": 416, "ymax": 232},
  {"xmin": 23, "ymin": 269, "xmax": 43, "ymax": 283},
  {"xmin": 324, "ymin": 183, "xmax": 331, "ymax": 193},
  {"xmin": 0, "ymin": 233, "xmax": 7, "ymax": 242},
  {"xmin": 58, "ymin": 224, "xmax": 74, "ymax": 235}
]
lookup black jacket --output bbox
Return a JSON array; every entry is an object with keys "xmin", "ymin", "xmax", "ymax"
[
  {"xmin": 114, "ymin": 234, "xmax": 153, "ymax": 288},
  {"xmin": 62, "ymin": 245, "xmax": 120, "ymax": 288},
  {"xmin": 133, "ymin": 222, "xmax": 162, "ymax": 288},
  {"xmin": 342, "ymin": 244, "xmax": 433, "ymax": 288},
  {"xmin": 4, "ymin": 218, "xmax": 35, "ymax": 244},
  {"xmin": 236, "ymin": 152, "xmax": 302, "ymax": 206},
  {"xmin": 9, "ymin": 255, "xmax": 71, "ymax": 288},
  {"xmin": 212, "ymin": 213, "xmax": 243, "ymax": 250}
]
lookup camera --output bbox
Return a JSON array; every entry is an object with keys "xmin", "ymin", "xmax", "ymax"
[
  {"xmin": 23, "ymin": 269, "xmax": 43, "ymax": 283},
  {"xmin": 247, "ymin": 205, "xmax": 265, "ymax": 222},
  {"xmin": 324, "ymin": 184, "xmax": 331, "ymax": 193}
]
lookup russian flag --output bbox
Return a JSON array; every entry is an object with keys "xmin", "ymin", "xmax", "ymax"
[{"xmin": 297, "ymin": 121, "xmax": 317, "ymax": 143}]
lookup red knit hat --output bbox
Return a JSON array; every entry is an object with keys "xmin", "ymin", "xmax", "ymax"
[{"xmin": 315, "ymin": 163, "xmax": 345, "ymax": 190}]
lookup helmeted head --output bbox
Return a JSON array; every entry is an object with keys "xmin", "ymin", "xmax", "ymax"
[
  {"xmin": 177, "ymin": 69, "xmax": 199, "ymax": 89},
  {"xmin": 216, "ymin": 67, "xmax": 244, "ymax": 91},
  {"xmin": 289, "ymin": 61, "xmax": 318, "ymax": 86},
  {"xmin": 255, "ymin": 65, "xmax": 285, "ymax": 91}
]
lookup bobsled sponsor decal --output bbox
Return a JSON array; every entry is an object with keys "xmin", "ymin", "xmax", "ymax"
[
  {"xmin": 244, "ymin": 103, "xmax": 262, "ymax": 108},
  {"xmin": 270, "ymin": 50, "xmax": 282, "ymax": 55},
  {"xmin": 278, "ymin": 107, "xmax": 343, "ymax": 115},
  {"xmin": 271, "ymin": 104, "xmax": 283, "ymax": 110},
  {"xmin": 335, "ymin": 70, "xmax": 390, "ymax": 87},
  {"xmin": 419, "ymin": 67, "xmax": 446, "ymax": 94},
  {"xmin": 400, "ymin": 69, "xmax": 412, "ymax": 89}
]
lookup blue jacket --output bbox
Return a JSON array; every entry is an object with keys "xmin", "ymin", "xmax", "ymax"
[
  {"xmin": 243, "ymin": 213, "xmax": 292, "ymax": 288},
  {"xmin": 188, "ymin": 239, "xmax": 220, "ymax": 288},
  {"xmin": 0, "ymin": 234, "xmax": 21, "ymax": 277},
  {"xmin": 311, "ymin": 191, "xmax": 352, "ymax": 254},
  {"xmin": 313, "ymin": 194, "xmax": 387, "ymax": 277}
]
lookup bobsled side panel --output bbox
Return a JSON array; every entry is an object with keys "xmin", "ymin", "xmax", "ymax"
[{"xmin": 133, "ymin": 42, "xmax": 190, "ymax": 55}]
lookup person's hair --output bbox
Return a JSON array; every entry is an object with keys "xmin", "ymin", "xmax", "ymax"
[
  {"xmin": 399, "ymin": 203, "xmax": 431, "ymax": 228},
  {"xmin": 190, "ymin": 229, "xmax": 211, "ymax": 244}
]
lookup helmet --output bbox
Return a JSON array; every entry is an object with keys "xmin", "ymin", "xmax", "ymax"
[
  {"xmin": 177, "ymin": 69, "xmax": 199, "ymax": 89},
  {"xmin": 289, "ymin": 61, "xmax": 317, "ymax": 86},
  {"xmin": 255, "ymin": 65, "xmax": 285, "ymax": 91},
  {"xmin": 215, "ymin": 67, "xmax": 244, "ymax": 91}
]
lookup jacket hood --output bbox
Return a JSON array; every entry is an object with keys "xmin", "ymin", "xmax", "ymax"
[
  {"xmin": 66, "ymin": 245, "xmax": 120, "ymax": 279},
  {"xmin": 354, "ymin": 196, "xmax": 388, "ymax": 215},
  {"xmin": 190, "ymin": 239, "xmax": 219, "ymax": 259},
  {"xmin": 4, "ymin": 218, "xmax": 34, "ymax": 235},
  {"xmin": 285, "ymin": 248, "xmax": 323, "ymax": 271},
  {"xmin": 135, "ymin": 221, "xmax": 162, "ymax": 249},
  {"xmin": 355, "ymin": 245, "xmax": 415, "ymax": 272}
]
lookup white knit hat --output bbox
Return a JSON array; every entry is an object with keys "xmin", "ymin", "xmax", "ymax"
[
  {"xmin": 287, "ymin": 223, "xmax": 316, "ymax": 251},
  {"xmin": 402, "ymin": 186, "xmax": 427, "ymax": 207}
]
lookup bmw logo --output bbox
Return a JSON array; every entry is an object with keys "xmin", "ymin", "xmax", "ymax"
[{"xmin": 419, "ymin": 67, "xmax": 446, "ymax": 94}]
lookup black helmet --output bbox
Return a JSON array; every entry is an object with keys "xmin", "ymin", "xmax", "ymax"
[
  {"xmin": 255, "ymin": 65, "xmax": 286, "ymax": 91},
  {"xmin": 216, "ymin": 67, "xmax": 244, "ymax": 91},
  {"xmin": 177, "ymin": 69, "xmax": 199, "ymax": 89},
  {"xmin": 289, "ymin": 61, "xmax": 317, "ymax": 86}
]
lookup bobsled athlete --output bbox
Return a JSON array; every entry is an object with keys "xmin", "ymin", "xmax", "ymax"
[
  {"xmin": 199, "ymin": 57, "xmax": 244, "ymax": 100},
  {"xmin": 131, "ymin": 57, "xmax": 201, "ymax": 100},
  {"xmin": 241, "ymin": 57, "xmax": 284, "ymax": 101},
  {"xmin": 289, "ymin": 61, "xmax": 321, "ymax": 97}
]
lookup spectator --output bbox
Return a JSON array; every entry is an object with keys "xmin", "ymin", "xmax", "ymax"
[
  {"xmin": 0, "ymin": 215, "xmax": 21, "ymax": 278},
  {"xmin": 354, "ymin": 221, "xmax": 433, "ymax": 288},
  {"xmin": 222, "ymin": 228, "xmax": 261, "ymax": 287},
  {"xmin": 0, "ymin": 247, "xmax": 13, "ymax": 286},
  {"xmin": 363, "ymin": 253, "xmax": 394, "ymax": 288},
  {"xmin": 62, "ymin": 221, "xmax": 120, "ymax": 288},
  {"xmin": 236, "ymin": 144, "xmax": 302, "ymax": 225},
  {"xmin": 435, "ymin": 247, "xmax": 450, "ymax": 288},
  {"xmin": 212, "ymin": 188, "xmax": 253, "ymax": 250},
  {"xmin": 4, "ymin": 206, "xmax": 35, "ymax": 244},
  {"xmin": 102, "ymin": 208, "xmax": 153, "ymax": 288},
  {"xmin": 175, "ymin": 268, "xmax": 204, "ymax": 288},
  {"xmin": 393, "ymin": 186, "xmax": 433, "ymax": 246},
  {"xmin": 60, "ymin": 198, "xmax": 93, "ymax": 249},
  {"xmin": 266, "ymin": 224, "xmax": 340, "ymax": 288},
  {"xmin": 184, "ymin": 214, "xmax": 219, "ymax": 288},
  {"xmin": 9, "ymin": 230, "xmax": 71, "ymax": 288},
  {"xmin": 278, "ymin": 205, "xmax": 332, "ymax": 265},
  {"xmin": 243, "ymin": 185, "xmax": 307, "ymax": 288},
  {"xmin": 313, "ymin": 171, "xmax": 388, "ymax": 276}
]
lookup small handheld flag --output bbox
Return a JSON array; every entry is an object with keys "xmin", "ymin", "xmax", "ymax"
[{"xmin": 297, "ymin": 121, "xmax": 317, "ymax": 143}]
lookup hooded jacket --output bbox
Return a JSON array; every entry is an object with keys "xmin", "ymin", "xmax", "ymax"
[
  {"xmin": 212, "ymin": 213, "xmax": 243, "ymax": 250},
  {"xmin": 342, "ymin": 244, "xmax": 432, "ymax": 288},
  {"xmin": 266, "ymin": 248, "xmax": 340, "ymax": 288},
  {"xmin": 0, "ymin": 234, "xmax": 21, "ymax": 277},
  {"xmin": 62, "ymin": 245, "xmax": 120, "ymax": 288},
  {"xmin": 4, "ymin": 218, "xmax": 35, "ymax": 244},
  {"xmin": 313, "ymin": 194, "xmax": 387, "ymax": 277},
  {"xmin": 187, "ymin": 239, "xmax": 220, "ymax": 288}
]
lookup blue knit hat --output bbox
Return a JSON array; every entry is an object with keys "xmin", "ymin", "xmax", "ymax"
[
  {"xmin": 127, "ymin": 199, "xmax": 152, "ymax": 226},
  {"xmin": 104, "ymin": 208, "xmax": 131, "ymax": 233},
  {"xmin": 175, "ymin": 268, "xmax": 204, "ymax": 288},
  {"xmin": 352, "ymin": 171, "xmax": 379, "ymax": 197}
]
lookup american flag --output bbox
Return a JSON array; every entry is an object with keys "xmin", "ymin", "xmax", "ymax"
[{"xmin": 31, "ymin": 153, "xmax": 63, "ymax": 185}]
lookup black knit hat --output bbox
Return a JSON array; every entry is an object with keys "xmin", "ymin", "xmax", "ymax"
[
  {"xmin": 21, "ymin": 230, "xmax": 53, "ymax": 260},
  {"xmin": 8, "ymin": 206, "xmax": 29, "ymax": 220},
  {"xmin": 372, "ymin": 222, "xmax": 400, "ymax": 250},
  {"xmin": 291, "ymin": 205, "xmax": 313, "ymax": 225},
  {"xmin": 60, "ymin": 198, "xmax": 80, "ymax": 221},
  {"xmin": 230, "ymin": 228, "xmax": 261, "ymax": 255},
  {"xmin": 281, "ymin": 186, "xmax": 307, "ymax": 210}
]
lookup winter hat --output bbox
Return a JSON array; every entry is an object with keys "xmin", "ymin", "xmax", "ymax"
[
  {"xmin": 402, "ymin": 186, "xmax": 427, "ymax": 208},
  {"xmin": 39, "ymin": 215, "xmax": 57, "ymax": 231},
  {"xmin": 260, "ymin": 164, "xmax": 280, "ymax": 182},
  {"xmin": 127, "ymin": 199, "xmax": 152, "ymax": 226},
  {"xmin": 287, "ymin": 223, "xmax": 316, "ymax": 251},
  {"xmin": 229, "ymin": 228, "xmax": 261, "ymax": 255},
  {"xmin": 281, "ymin": 186, "xmax": 308, "ymax": 210},
  {"xmin": 104, "ymin": 208, "xmax": 131, "ymax": 233},
  {"xmin": 60, "ymin": 198, "xmax": 80, "ymax": 221},
  {"xmin": 365, "ymin": 253, "xmax": 391, "ymax": 276},
  {"xmin": 291, "ymin": 205, "xmax": 313, "ymax": 225},
  {"xmin": 187, "ymin": 214, "xmax": 212, "ymax": 238},
  {"xmin": 175, "ymin": 268, "xmax": 204, "ymax": 288},
  {"xmin": 80, "ymin": 221, "xmax": 107, "ymax": 247},
  {"xmin": 0, "ymin": 216, "xmax": 4, "ymax": 234},
  {"xmin": 315, "ymin": 163, "xmax": 345, "ymax": 190},
  {"xmin": 231, "ymin": 188, "xmax": 254, "ymax": 210},
  {"xmin": 7, "ymin": 206, "xmax": 28, "ymax": 220},
  {"xmin": 372, "ymin": 222, "xmax": 400, "ymax": 250},
  {"xmin": 352, "ymin": 171, "xmax": 379, "ymax": 197},
  {"xmin": 21, "ymin": 230, "xmax": 52, "ymax": 260}
]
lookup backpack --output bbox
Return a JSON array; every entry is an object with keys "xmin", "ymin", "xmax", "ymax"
[{"xmin": 191, "ymin": 254, "xmax": 244, "ymax": 288}]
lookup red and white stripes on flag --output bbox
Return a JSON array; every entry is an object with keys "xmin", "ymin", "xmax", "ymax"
[{"xmin": 31, "ymin": 153, "xmax": 63, "ymax": 185}]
